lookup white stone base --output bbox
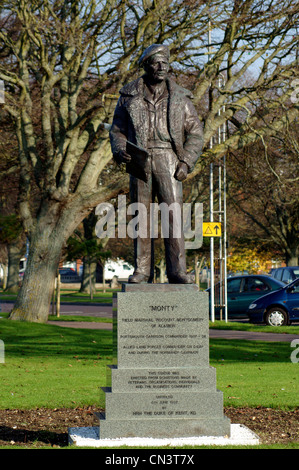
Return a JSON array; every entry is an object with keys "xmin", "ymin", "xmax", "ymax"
[{"xmin": 68, "ymin": 424, "xmax": 259, "ymax": 447}]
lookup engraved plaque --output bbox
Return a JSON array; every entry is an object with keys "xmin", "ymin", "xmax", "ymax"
[{"xmin": 116, "ymin": 292, "xmax": 209, "ymax": 368}]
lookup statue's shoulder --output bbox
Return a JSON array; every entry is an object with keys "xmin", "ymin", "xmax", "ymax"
[
  {"xmin": 167, "ymin": 79, "xmax": 194, "ymax": 99},
  {"xmin": 119, "ymin": 77, "xmax": 144, "ymax": 97}
]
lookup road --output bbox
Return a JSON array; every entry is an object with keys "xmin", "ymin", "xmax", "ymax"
[
  {"xmin": 209, "ymin": 328, "xmax": 299, "ymax": 342},
  {"xmin": 0, "ymin": 301, "xmax": 112, "ymax": 317},
  {"xmin": 50, "ymin": 302, "xmax": 113, "ymax": 317}
]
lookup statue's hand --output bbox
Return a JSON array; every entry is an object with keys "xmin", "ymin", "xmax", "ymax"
[
  {"xmin": 174, "ymin": 162, "xmax": 188, "ymax": 181},
  {"xmin": 114, "ymin": 150, "xmax": 132, "ymax": 164}
]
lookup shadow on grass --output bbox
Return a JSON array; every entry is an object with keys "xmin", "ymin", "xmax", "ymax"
[
  {"xmin": 0, "ymin": 319, "xmax": 112, "ymax": 359},
  {"xmin": 209, "ymin": 338, "xmax": 291, "ymax": 364},
  {"xmin": 0, "ymin": 318, "xmax": 293, "ymax": 364},
  {"xmin": 0, "ymin": 425, "xmax": 68, "ymax": 447}
]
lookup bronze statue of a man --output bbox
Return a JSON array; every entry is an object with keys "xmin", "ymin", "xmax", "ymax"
[{"xmin": 109, "ymin": 44, "xmax": 203, "ymax": 283}]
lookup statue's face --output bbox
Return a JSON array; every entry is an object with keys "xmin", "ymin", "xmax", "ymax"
[{"xmin": 144, "ymin": 53, "xmax": 169, "ymax": 83}]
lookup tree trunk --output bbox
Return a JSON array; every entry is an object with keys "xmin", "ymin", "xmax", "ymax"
[
  {"xmin": 8, "ymin": 199, "xmax": 77, "ymax": 323},
  {"xmin": 285, "ymin": 243, "xmax": 299, "ymax": 267},
  {"xmin": 1, "ymin": 264, "xmax": 8, "ymax": 290},
  {"xmin": 56, "ymin": 273, "xmax": 61, "ymax": 317},
  {"xmin": 79, "ymin": 257, "xmax": 97, "ymax": 294},
  {"xmin": 5, "ymin": 241, "xmax": 22, "ymax": 293},
  {"xmin": 8, "ymin": 194, "xmax": 95, "ymax": 323},
  {"xmin": 157, "ymin": 259, "xmax": 166, "ymax": 283},
  {"xmin": 9, "ymin": 225, "xmax": 63, "ymax": 322},
  {"xmin": 102, "ymin": 261, "xmax": 106, "ymax": 293},
  {"xmin": 195, "ymin": 255, "xmax": 200, "ymax": 287},
  {"xmin": 286, "ymin": 254, "xmax": 299, "ymax": 267}
]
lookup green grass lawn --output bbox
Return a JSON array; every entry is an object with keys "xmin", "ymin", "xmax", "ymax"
[
  {"xmin": 0, "ymin": 319, "xmax": 112, "ymax": 409},
  {"xmin": 210, "ymin": 338, "xmax": 298, "ymax": 409},
  {"xmin": 0, "ymin": 316, "xmax": 298, "ymax": 449},
  {"xmin": 48, "ymin": 314, "xmax": 112, "ymax": 323},
  {"xmin": 0, "ymin": 317, "xmax": 298, "ymax": 410},
  {"xmin": 1, "ymin": 286, "xmax": 298, "ymax": 449},
  {"xmin": 209, "ymin": 320, "xmax": 299, "ymax": 336}
]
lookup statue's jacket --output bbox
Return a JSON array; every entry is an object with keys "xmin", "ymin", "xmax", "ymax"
[{"xmin": 109, "ymin": 76, "xmax": 204, "ymax": 174}]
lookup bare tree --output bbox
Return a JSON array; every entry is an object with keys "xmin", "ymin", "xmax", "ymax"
[
  {"xmin": 0, "ymin": 111, "xmax": 25, "ymax": 292},
  {"xmin": 0, "ymin": 0, "xmax": 297, "ymax": 321},
  {"xmin": 227, "ymin": 118, "xmax": 299, "ymax": 266}
]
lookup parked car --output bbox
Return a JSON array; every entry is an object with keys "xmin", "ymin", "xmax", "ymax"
[
  {"xmin": 59, "ymin": 268, "xmax": 77, "ymax": 275},
  {"xmin": 104, "ymin": 260, "xmax": 134, "ymax": 282},
  {"xmin": 269, "ymin": 266, "xmax": 299, "ymax": 285},
  {"xmin": 59, "ymin": 268, "xmax": 81, "ymax": 283},
  {"xmin": 227, "ymin": 270, "xmax": 249, "ymax": 277},
  {"xmin": 248, "ymin": 278, "xmax": 299, "ymax": 326},
  {"xmin": 207, "ymin": 275, "xmax": 285, "ymax": 318}
]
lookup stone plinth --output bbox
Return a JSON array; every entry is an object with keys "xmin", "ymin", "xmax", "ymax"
[{"xmin": 97, "ymin": 284, "xmax": 230, "ymax": 439}]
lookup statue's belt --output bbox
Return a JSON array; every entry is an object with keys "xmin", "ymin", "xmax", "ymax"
[{"xmin": 147, "ymin": 141, "xmax": 173, "ymax": 149}]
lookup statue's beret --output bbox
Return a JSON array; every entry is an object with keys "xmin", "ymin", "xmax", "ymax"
[{"xmin": 139, "ymin": 44, "xmax": 170, "ymax": 66}]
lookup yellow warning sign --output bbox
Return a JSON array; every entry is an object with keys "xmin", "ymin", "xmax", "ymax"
[{"xmin": 203, "ymin": 222, "xmax": 222, "ymax": 237}]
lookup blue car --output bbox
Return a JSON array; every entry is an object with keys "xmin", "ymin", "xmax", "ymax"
[
  {"xmin": 248, "ymin": 278, "xmax": 299, "ymax": 326},
  {"xmin": 270, "ymin": 266, "xmax": 299, "ymax": 284},
  {"xmin": 207, "ymin": 274, "xmax": 285, "ymax": 318}
]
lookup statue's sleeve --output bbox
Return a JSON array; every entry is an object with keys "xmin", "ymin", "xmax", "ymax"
[
  {"xmin": 109, "ymin": 97, "xmax": 128, "ymax": 157},
  {"xmin": 181, "ymin": 100, "xmax": 204, "ymax": 172}
]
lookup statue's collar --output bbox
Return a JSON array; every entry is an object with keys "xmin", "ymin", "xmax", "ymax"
[{"xmin": 119, "ymin": 76, "xmax": 193, "ymax": 99}]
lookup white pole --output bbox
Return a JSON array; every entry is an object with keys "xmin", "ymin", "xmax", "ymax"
[
  {"xmin": 218, "ymin": 77, "xmax": 223, "ymax": 320},
  {"xmin": 221, "ymin": 93, "xmax": 228, "ymax": 322},
  {"xmin": 208, "ymin": 20, "xmax": 215, "ymax": 322},
  {"xmin": 218, "ymin": 164, "xmax": 223, "ymax": 320},
  {"xmin": 223, "ymin": 152, "xmax": 228, "ymax": 322},
  {"xmin": 210, "ymin": 162, "xmax": 215, "ymax": 322}
]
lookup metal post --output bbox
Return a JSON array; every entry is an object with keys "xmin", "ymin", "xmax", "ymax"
[
  {"xmin": 221, "ymin": 94, "xmax": 228, "ymax": 322},
  {"xmin": 218, "ymin": 80, "xmax": 223, "ymax": 320},
  {"xmin": 210, "ymin": 162, "xmax": 215, "ymax": 322},
  {"xmin": 208, "ymin": 20, "xmax": 215, "ymax": 322},
  {"xmin": 218, "ymin": 164, "xmax": 223, "ymax": 321},
  {"xmin": 223, "ymin": 152, "xmax": 228, "ymax": 322},
  {"xmin": 206, "ymin": 22, "xmax": 228, "ymax": 323}
]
